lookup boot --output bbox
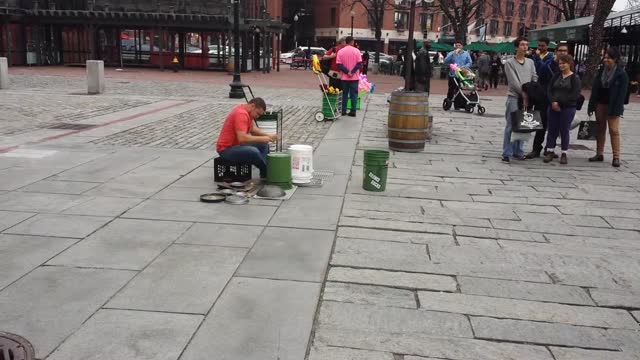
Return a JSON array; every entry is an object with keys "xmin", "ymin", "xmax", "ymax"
[
  {"xmin": 543, "ymin": 152, "xmax": 555, "ymax": 163},
  {"xmin": 612, "ymin": 158, "xmax": 620, "ymax": 167},
  {"xmin": 560, "ymin": 153, "xmax": 568, "ymax": 165},
  {"xmin": 589, "ymin": 154, "xmax": 604, "ymax": 162}
]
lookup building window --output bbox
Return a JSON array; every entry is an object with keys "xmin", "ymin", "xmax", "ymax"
[
  {"xmin": 493, "ymin": 0, "xmax": 500, "ymax": 16},
  {"xmin": 330, "ymin": 7, "xmax": 336, "ymax": 26},
  {"xmin": 555, "ymin": 9, "xmax": 562, "ymax": 22},
  {"xmin": 503, "ymin": 21, "xmax": 512, "ymax": 36},
  {"xmin": 395, "ymin": 11, "xmax": 409, "ymax": 29},
  {"xmin": 543, "ymin": 7, "xmax": 550, "ymax": 22},
  {"xmin": 420, "ymin": 13, "xmax": 434, "ymax": 31},
  {"xmin": 490, "ymin": 20, "xmax": 499, "ymax": 36},
  {"xmin": 531, "ymin": 6, "xmax": 538, "ymax": 21},
  {"xmin": 519, "ymin": 3, "xmax": 526, "ymax": 19},
  {"xmin": 517, "ymin": 22, "xmax": 526, "ymax": 36},
  {"xmin": 530, "ymin": 23, "xmax": 537, "ymax": 30},
  {"xmin": 506, "ymin": 1, "xmax": 514, "ymax": 16}
]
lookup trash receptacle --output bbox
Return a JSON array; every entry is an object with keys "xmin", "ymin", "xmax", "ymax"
[{"xmin": 363, "ymin": 149, "xmax": 389, "ymax": 192}]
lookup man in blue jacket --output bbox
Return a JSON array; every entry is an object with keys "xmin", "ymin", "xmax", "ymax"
[
  {"xmin": 444, "ymin": 40, "xmax": 472, "ymax": 100},
  {"xmin": 525, "ymin": 38, "xmax": 563, "ymax": 159}
]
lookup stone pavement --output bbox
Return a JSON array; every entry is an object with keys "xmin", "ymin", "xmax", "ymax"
[
  {"xmin": 1, "ymin": 72, "xmax": 640, "ymax": 360},
  {"xmin": 309, "ymin": 94, "xmax": 640, "ymax": 360}
]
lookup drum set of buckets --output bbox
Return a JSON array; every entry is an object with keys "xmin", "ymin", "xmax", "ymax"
[{"xmin": 266, "ymin": 144, "xmax": 316, "ymax": 189}]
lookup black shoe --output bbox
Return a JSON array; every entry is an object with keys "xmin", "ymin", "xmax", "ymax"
[
  {"xmin": 341, "ymin": 112, "xmax": 347, "ymax": 116},
  {"xmin": 612, "ymin": 158, "xmax": 620, "ymax": 167},
  {"xmin": 501, "ymin": 156, "xmax": 510, "ymax": 163},
  {"xmin": 525, "ymin": 151, "xmax": 540, "ymax": 159},
  {"xmin": 589, "ymin": 154, "xmax": 604, "ymax": 162},
  {"xmin": 543, "ymin": 152, "xmax": 555, "ymax": 163},
  {"xmin": 515, "ymin": 155, "xmax": 527, "ymax": 161},
  {"xmin": 348, "ymin": 112, "xmax": 356, "ymax": 117}
]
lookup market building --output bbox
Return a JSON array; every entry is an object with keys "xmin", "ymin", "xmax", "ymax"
[
  {"xmin": 312, "ymin": 0, "xmax": 593, "ymax": 55},
  {"xmin": 0, "ymin": 0, "xmax": 287, "ymax": 71}
]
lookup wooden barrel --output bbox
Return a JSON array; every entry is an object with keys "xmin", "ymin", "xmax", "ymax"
[{"xmin": 388, "ymin": 91, "xmax": 430, "ymax": 152}]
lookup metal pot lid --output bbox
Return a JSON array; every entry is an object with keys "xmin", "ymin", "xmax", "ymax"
[
  {"xmin": 230, "ymin": 182, "xmax": 245, "ymax": 188},
  {"xmin": 257, "ymin": 185, "xmax": 286, "ymax": 198},
  {"xmin": 225, "ymin": 195, "xmax": 249, "ymax": 205},
  {"xmin": 200, "ymin": 193, "xmax": 226, "ymax": 203}
]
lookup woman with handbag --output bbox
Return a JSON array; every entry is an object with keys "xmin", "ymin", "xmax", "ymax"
[
  {"xmin": 543, "ymin": 54, "xmax": 582, "ymax": 164},
  {"xmin": 587, "ymin": 47, "xmax": 629, "ymax": 167}
]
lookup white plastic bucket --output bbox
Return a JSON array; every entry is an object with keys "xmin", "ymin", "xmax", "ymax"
[{"xmin": 289, "ymin": 144, "xmax": 314, "ymax": 184}]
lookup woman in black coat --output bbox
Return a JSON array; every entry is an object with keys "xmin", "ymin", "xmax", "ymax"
[{"xmin": 587, "ymin": 47, "xmax": 629, "ymax": 167}]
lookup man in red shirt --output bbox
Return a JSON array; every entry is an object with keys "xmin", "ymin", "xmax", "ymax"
[
  {"xmin": 336, "ymin": 36, "xmax": 362, "ymax": 117},
  {"xmin": 216, "ymin": 98, "xmax": 277, "ymax": 178},
  {"xmin": 322, "ymin": 37, "xmax": 346, "ymax": 90}
]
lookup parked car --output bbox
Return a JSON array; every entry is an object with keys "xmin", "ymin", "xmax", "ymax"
[{"xmin": 280, "ymin": 47, "xmax": 326, "ymax": 63}]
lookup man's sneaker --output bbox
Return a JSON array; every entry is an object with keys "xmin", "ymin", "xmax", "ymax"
[
  {"xmin": 589, "ymin": 154, "xmax": 604, "ymax": 162},
  {"xmin": 501, "ymin": 156, "xmax": 510, "ymax": 163},
  {"xmin": 543, "ymin": 152, "xmax": 555, "ymax": 163},
  {"xmin": 348, "ymin": 112, "xmax": 356, "ymax": 117},
  {"xmin": 560, "ymin": 153, "xmax": 568, "ymax": 165}
]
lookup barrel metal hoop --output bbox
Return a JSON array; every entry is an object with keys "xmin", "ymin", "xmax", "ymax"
[
  {"xmin": 388, "ymin": 111, "xmax": 430, "ymax": 116},
  {"xmin": 388, "ymin": 127, "xmax": 427, "ymax": 133},
  {"xmin": 388, "ymin": 139, "xmax": 427, "ymax": 144}
]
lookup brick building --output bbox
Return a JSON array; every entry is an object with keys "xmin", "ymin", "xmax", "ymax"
[
  {"xmin": 311, "ymin": 0, "xmax": 594, "ymax": 55},
  {"xmin": 0, "ymin": 0, "xmax": 286, "ymax": 71}
]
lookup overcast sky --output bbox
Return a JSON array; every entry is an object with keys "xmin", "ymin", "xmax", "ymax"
[{"xmin": 613, "ymin": 0, "xmax": 629, "ymax": 11}]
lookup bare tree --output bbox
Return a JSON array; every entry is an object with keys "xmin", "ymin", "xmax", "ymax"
[
  {"xmin": 541, "ymin": 0, "xmax": 592, "ymax": 21},
  {"xmin": 432, "ymin": 0, "xmax": 486, "ymax": 44},
  {"xmin": 626, "ymin": 0, "xmax": 640, "ymax": 9},
  {"xmin": 583, "ymin": 0, "xmax": 617, "ymax": 87},
  {"xmin": 344, "ymin": 0, "xmax": 395, "ymax": 64}
]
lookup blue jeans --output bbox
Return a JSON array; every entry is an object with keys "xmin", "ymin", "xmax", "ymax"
[
  {"xmin": 342, "ymin": 80, "xmax": 359, "ymax": 114},
  {"xmin": 503, "ymin": 96, "xmax": 525, "ymax": 158},
  {"xmin": 219, "ymin": 143, "xmax": 269, "ymax": 178},
  {"xmin": 546, "ymin": 107, "xmax": 576, "ymax": 152}
]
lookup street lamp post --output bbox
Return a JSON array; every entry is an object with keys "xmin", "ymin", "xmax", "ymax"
[
  {"xmin": 293, "ymin": 14, "xmax": 299, "ymax": 49},
  {"xmin": 229, "ymin": 0, "xmax": 244, "ymax": 99},
  {"xmin": 350, "ymin": 10, "xmax": 355, "ymax": 37}
]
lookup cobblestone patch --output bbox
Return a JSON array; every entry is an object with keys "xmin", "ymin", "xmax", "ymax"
[
  {"xmin": 0, "ymin": 93, "xmax": 155, "ymax": 136},
  {"xmin": 92, "ymin": 103, "xmax": 332, "ymax": 150}
]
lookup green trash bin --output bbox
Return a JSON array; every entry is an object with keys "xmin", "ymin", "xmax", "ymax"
[{"xmin": 363, "ymin": 149, "xmax": 389, "ymax": 192}]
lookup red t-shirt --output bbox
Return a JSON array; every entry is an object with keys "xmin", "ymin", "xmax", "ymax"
[
  {"xmin": 216, "ymin": 105, "xmax": 252, "ymax": 152},
  {"xmin": 326, "ymin": 45, "xmax": 345, "ymax": 72}
]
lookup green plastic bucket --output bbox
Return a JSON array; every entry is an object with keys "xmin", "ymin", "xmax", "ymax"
[
  {"xmin": 363, "ymin": 149, "xmax": 389, "ymax": 192},
  {"xmin": 322, "ymin": 93, "xmax": 340, "ymax": 118},
  {"xmin": 267, "ymin": 153, "xmax": 293, "ymax": 190},
  {"xmin": 346, "ymin": 96, "xmax": 361, "ymax": 110}
]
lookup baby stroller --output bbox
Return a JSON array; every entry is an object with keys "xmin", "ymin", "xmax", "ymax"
[{"xmin": 443, "ymin": 65, "xmax": 486, "ymax": 115}]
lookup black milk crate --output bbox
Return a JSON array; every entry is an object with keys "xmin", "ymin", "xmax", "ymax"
[{"xmin": 214, "ymin": 157, "xmax": 252, "ymax": 182}]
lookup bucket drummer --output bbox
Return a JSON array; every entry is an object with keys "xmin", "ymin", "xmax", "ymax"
[{"xmin": 216, "ymin": 98, "xmax": 278, "ymax": 179}]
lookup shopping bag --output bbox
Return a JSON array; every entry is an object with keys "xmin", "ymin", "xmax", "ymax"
[
  {"xmin": 577, "ymin": 120, "xmax": 598, "ymax": 140},
  {"xmin": 511, "ymin": 110, "xmax": 543, "ymax": 133}
]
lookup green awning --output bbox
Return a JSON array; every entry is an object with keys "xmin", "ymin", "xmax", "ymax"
[
  {"xmin": 528, "ymin": 40, "xmax": 557, "ymax": 49},
  {"xmin": 528, "ymin": 16, "xmax": 593, "ymax": 42},
  {"xmin": 430, "ymin": 42, "xmax": 454, "ymax": 52},
  {"xmin": 493, "ymin": 42, "xmax": 514, "ymax": 53}
]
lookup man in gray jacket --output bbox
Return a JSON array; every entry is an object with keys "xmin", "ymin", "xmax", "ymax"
[
  {"xmin": 477, "ymin": 51, "xmax": 491, "ymax": 91},
  {"xmin": 502, "ymin": 37, "xmax": 538, "ymax": 162}
]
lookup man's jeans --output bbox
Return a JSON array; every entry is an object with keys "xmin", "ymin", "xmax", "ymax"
[
  {"xmin": 503, "ymin": 96, "xmax": 525, "ymax": 158},
  {"xmin": 219, "ymin": 143, "xmax": 269, "ymax": 178},
  {"xmin": 342, "ymin": 80, "xmax": 359, "ymax": 114}
]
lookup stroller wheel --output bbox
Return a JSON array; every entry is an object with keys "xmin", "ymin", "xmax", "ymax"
[
  {"xmin": 443, "ymin": 98, "xmax": 452, "ymax": 111},
  {"xmin": 314, "ymin": 112, "xmax": 325, "ymax": 122},
  {"xmin": 465, "ymin": 104, "xmax": 475, "ymax": 113},
  {"xmin": 477, "ymin": 106, "xmax": 486, "ymax": 115}
]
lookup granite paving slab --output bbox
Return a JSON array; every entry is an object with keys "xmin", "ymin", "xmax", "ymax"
[
  {"xmin": 180, "ymin": 277, "xmax": 320, "ymax": 360},
  {"xmin": 47, "ymin": 218, "xmax": 191, "ymax": 270},
  {"xmin": 175, "ymin": 223, "xmax": 264, "ymax": 248},
  {"xmin": 46, "ymin": 309, "xmax": 203, "ymax": 360},
  {"xmin": 106, "ymin": 244, "xmax": 246, "ymax": 314},
  {"xmin": 235, "ymin": 227, "xmax": 334, "ymax": 282},
  {"xmin": 0, "ymin": 266, "xmax": 134, "ymax": 359},
  {"xmin": 269, "ymin": 194, "xmax": 343, "ymax": 230},
  {"xmin": 0, "ymin": 210, "xmax": 34, "ymax": 231},
  {"xmin": 3, "ymin": 213, "xmax": 112, "ymax": 238}
]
